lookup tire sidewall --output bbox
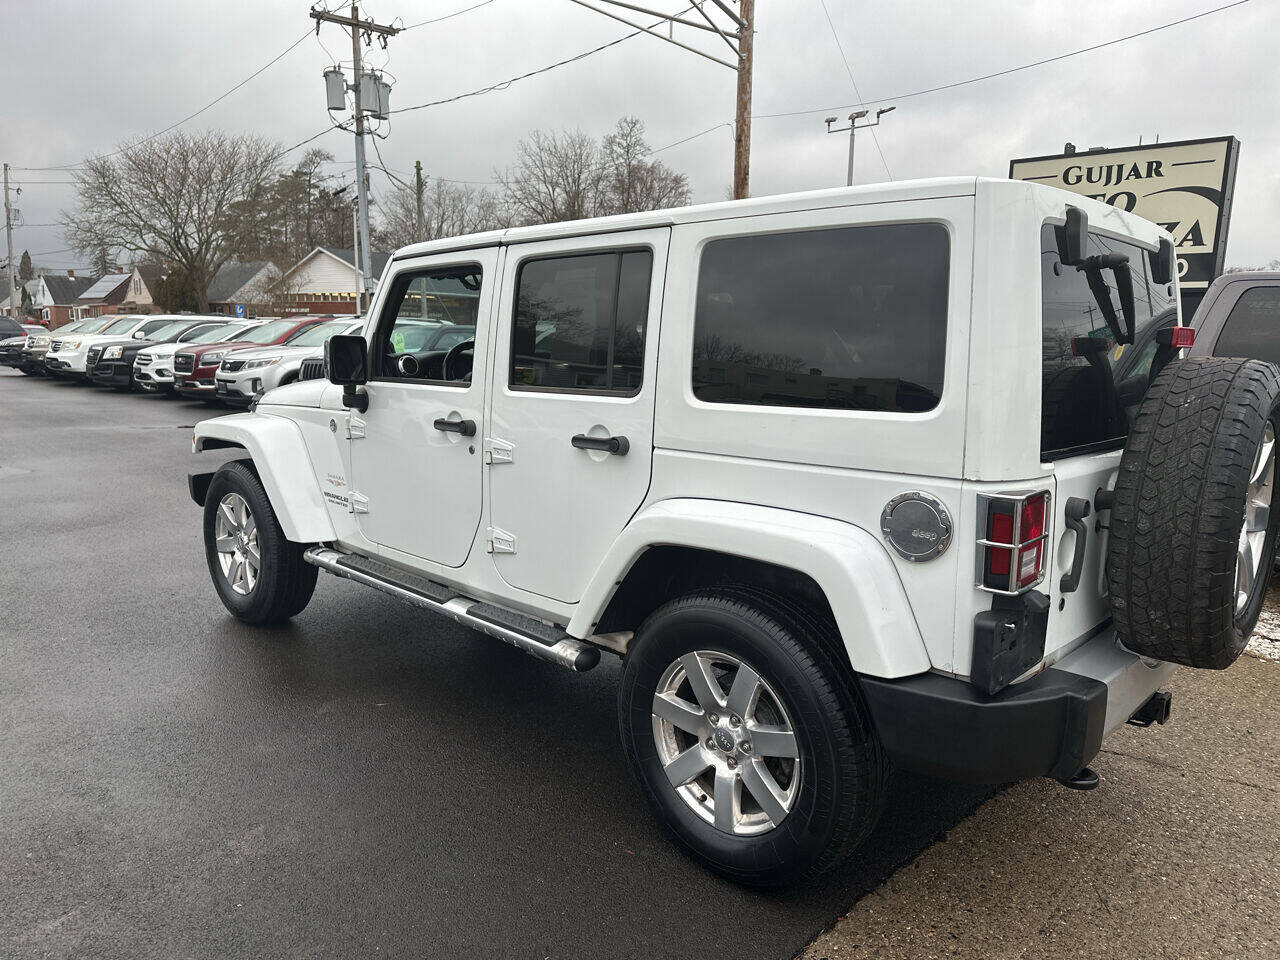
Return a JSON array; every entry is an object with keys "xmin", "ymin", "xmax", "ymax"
[
  {"xmin": 619, "ymin": 597, "xmax": 861, "ymax": 885},
  {"xmin": 203, "ymin": 461, "xmax": 289, "ymax": 622}
]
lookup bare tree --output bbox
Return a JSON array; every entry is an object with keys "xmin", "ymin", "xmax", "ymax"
[
  {"xmin": 376, "ymin": 178, "xmax": 510, "ymax": 249},
  {"xmin": 601, "ymin": 117, "xmax": 690, "ymax": 214},
  {"xmin": 499, "ymin": 128, "xmax": 607, "ymax": 225},
  {"xmin": 63, "ymin": 131, "xmax": 280, "ymax": 311}
]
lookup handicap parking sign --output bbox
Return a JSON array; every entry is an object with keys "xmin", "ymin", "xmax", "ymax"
[{"xmin": 234, "ymin": 304, "xmax": 245, "ymax": 318}]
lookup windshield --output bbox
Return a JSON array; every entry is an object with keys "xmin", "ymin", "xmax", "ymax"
[
  {"xmin": 177, "ymin": 323, "xmax": 225, "ymax": 342},
  {"xmin": 146, "ymin": 321, "xmax": 190, "ymax": 341},
  {"xmin": 75, "ymin": 316, "xmax": 116, "ymax": 334},
  {"xmin": 287, "ymin": 321, "xmax": 348, "ymax": 347},
  {"xmin": 229, "ymin": 320, "xmax": 293, "ymax": 344},
  {"xmin": 99, "ymin": 317, "xmax": 139, "ymax": 335},
  {"xmin": 188, "ymin": 323, "xmax": 244, "ymax": 344},
  {"xmin": 1040, "ymin": 223, "xmax": 1176, "ymax": 460}
]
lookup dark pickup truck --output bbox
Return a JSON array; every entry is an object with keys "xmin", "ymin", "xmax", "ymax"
[{"xmin": 1188, "ymin": 272, "xmax": 1280, "ymax": 365}]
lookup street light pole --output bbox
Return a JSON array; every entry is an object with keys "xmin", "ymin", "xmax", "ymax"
[{"xmin": 825, "ymin": 106, "xmax": 895, "ymax": 186}]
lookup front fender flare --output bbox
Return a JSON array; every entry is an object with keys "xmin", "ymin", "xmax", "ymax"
[
  {"xmin": 571, "ymin": 499, "xmax": 930, "ymax": 678},
  {"xmin": 193, "ymin": 413, "xmax": 335, "ymax": 544}
]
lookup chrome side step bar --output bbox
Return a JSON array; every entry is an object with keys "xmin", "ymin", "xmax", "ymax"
[{"xmin": 303, "ymin": 547, "xmax": 601, "ymax": 672}]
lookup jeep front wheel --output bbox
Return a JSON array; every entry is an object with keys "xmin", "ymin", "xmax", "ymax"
[
  {"xmin": 618, "ymin": 588, "xmax": 887, "ymax": 888},
  {"xmin": 202, "ymin": 460, "xmax": 318, "ymax": 624}
]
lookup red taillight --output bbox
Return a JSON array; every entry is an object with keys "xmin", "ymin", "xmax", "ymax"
[
  {"xmin": 979, "ymin": 492, "xmax": 1051, "ymax": 593},
  {"xmin": 1169, "ymin": 325, "xmax": 1195, "ymax": 348}
]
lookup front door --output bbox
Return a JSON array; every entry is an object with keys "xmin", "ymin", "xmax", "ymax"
[
  {"xmin": 487, "ymin": 229, "xmax": 669, "ymax": 603},
  {"xmin": 349, "ymin": 249, "xmax": 498, "ymax": 567}
]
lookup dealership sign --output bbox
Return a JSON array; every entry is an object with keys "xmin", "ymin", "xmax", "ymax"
[{"xmin": 1010, "ymin": 137, "xmax": 1240, "ymax": 289}]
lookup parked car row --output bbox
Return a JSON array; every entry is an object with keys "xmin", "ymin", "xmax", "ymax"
[{"xmin": 1, "ymin": 312, "xmax": 364, "ymax": 407}]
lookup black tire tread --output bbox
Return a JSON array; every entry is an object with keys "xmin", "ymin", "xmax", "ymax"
[{"xmin": 1108, "ymin": 357, "xmax": 1280, "ymax": 668}]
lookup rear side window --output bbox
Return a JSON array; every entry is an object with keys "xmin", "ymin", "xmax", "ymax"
[
  {"xmin": 691, "ymin": 223, "xmax": 949, "ymax": 412},
  {"xmin": 1211, "ymin": 286, "xmax": 1280, "ymax": 365},
  {"xmin": 1040, "ymin": 224, "xmax": 1174, "ymax": 460},
  {"xmin": 510, "ymin": 250, "xmax": 652, "ymax": 395}
]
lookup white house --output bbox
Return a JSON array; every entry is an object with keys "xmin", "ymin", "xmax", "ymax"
[{"xmin": 274, "ymin": 246, "xmax": 389, "ymax": 315}]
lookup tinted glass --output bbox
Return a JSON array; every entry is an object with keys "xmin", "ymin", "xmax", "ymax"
[
  {"xmin": 511, "ymin": 250, "xmax": 652, "ymax": 393},
  {"xmin": 187, "ymin": 324, "xmax": 238, "ymax": 343},
  {"xmin": 1040, "ymin": 224, "xmax": 1175, "ymax": 459},
  {"xmin": 0, "ymin": 318, "xmax": 24, "ymax": 336},
  {"xmin": 691, "ymin": 224, "xmax": 949, "ymax": 412},
  {"xmin": 100, "ymin": 317, "xmax": 138, "ymax": 334},
  {"xmin": 230, "ymin": 320, "xmax": 293, "ymax": 343},
  {"xmin": 147, "ymin": 321, "xmax": 190, "ymax": 341},
  {"xmin": 376, "ymin": 266, "xmax": 482, "ymax": 383},
  {"xmin": 1211, "ymin": 286, "xmax": 1280, "ymax": 365},
  {"xmin": 288, "ymin": 321, "xmax": 349, "ymax": 347}
]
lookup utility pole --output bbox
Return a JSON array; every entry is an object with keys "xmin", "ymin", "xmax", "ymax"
[
  {"xmin": 3, "ymin": 164, "xmax": 17, "ymax": 319},
  {"xmin": 414, "ymin": 160, "xmax": 425, "ymax": 243},
  {"xmin": 565, "ymin": 0, "xmax": 752, "ymax": 198},
  {"xmin": 825, "ymin": 106, "xmax": 895, "ymax": 186},
  {"xmin": 311, "ymin": 3, "xmax": 399, "ymax": 311},
  {"xmin": 733, "ymin": 0, "xmax": 754, "ymax": 200}
]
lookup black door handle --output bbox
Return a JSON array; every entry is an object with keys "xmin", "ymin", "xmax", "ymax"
[
  {"xmin": 434, "ymin": 417, "xmax": 476, "ymax": 437},
  {"xmin": 571, "ymin": 434, "xmax": 629, "ymax": 456},
  {"xmin": 1059, "ymin": 497, "xmax": 1092, "ymax": 594}
]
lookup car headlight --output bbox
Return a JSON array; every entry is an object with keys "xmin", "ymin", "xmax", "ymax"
[
  {"xmin": 244, "ymin": 356, "xmax": 280, "ymax": 369},
  {"xmin": 203, "ymin": 352, "xmax": 225, "ymax": 364},
  {"xmin": 103, "ymin": 346, "xmax": 124, "ymax": 360},
  {"xmin": 33, "ymin": 336, "xmax": 49, "ymax": 347}
]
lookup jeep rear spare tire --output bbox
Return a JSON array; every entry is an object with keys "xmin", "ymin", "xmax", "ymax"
[{"xmin": 1107, "ymin": 357, "xmax": 1280, "ymax": 668}]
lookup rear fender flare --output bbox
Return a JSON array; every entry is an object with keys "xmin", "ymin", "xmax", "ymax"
[
  {"xmin": 192, "ymin": 413, "xmax": 335, "ymax": 544},
  {"xmin": 572, "ymin": 499, "xmax": 930, "ymax": 678}
]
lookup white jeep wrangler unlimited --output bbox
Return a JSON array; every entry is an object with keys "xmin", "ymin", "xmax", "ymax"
[{"xmin": 190, "ymin": 178, "xmax": 1279, "ymax": 888}]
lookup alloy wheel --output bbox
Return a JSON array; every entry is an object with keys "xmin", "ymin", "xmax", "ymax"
[
  {"xmin": 1236, "ymin": 421, "xmax": 1275, "ymax": 614},
  {"xmin": 651, "ymin": 650, "xmax": 801, "ymax": 836},
  {"xmin": 214, "ymin": 492, "xmax": 260, "ymax": 596}
]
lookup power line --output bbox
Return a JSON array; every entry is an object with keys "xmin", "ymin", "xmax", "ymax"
[
  {"xmin": 754, "ymin": 0, "xmax": 1252, "ymax": 120},
  {"xmin": 401, "ymin": 0, "xmax": 498, "ymax": 30},
  {"xmin": 815, "ymin": 0, "xmax": 892, "ymax": 180},
  {"xmin": 388, "ymin": 3, "xmax": 697, "ymax": 116}
]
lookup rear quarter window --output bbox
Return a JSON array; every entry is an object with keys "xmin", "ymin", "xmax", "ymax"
[
  {"xmin": 1211, "ymin": 286, "xmax": 1280, "ymax": 364},
  {"xmin": 691, "ymin": 222, "xmax": 950, "ymax": 413}
]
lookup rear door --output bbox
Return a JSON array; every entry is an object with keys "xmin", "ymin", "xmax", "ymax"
[
  {"xmin": 486, "ymin": 229, "xmax": 668, "ymax": 603},
  {"xmin": 1039, "ymin": 223, "xmax": 1177, "ymax": 656}
]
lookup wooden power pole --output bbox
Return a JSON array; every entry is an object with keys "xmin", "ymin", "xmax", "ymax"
[
  {"xmin": 733, "ymin": 0, "xmax": 754, "ymax": 200},
  {"xmin": 566, "ymin": 1, "xmax": 753, "ymax": 198},
  {"xmin": 414, "ymin": 160, "xmax": 425, "ymax": 242}
]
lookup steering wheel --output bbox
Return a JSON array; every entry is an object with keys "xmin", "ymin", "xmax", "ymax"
[{"xmin": 442, "ymin": 339, "xmax": 475, "ymax": 381}]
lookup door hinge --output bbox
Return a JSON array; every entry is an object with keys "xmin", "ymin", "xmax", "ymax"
[
  {"xmin": 349, "ymin": 492, "xmax": 369, "ymax": 514},
  {"xmin": 347, "ymin": 414, "xmax": 367, "ymax": 440},
  {"xmin": 484, "ymin": 436, "xmax": 514, "ymax": 465},
  {"xmin": 487, "ymin": 526, "xmax": 516, "ymax": 554}
]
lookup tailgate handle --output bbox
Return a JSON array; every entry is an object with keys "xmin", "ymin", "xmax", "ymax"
[{"xmin": 1059, "ymin": 497, "xmax": 1093, "ymax": 594}]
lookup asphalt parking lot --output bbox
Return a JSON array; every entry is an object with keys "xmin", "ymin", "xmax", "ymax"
[{"xmin": 3, "ymin": 368, "xmax": 1278, "ymax": 960}]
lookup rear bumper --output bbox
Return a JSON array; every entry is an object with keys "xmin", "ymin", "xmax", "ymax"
[{"xmin": 860, "ymin": 627, "xmax": 1175, "ymax": 784}]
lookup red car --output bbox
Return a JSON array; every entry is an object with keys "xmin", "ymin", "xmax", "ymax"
[{"xmin": 172, "ymin": 317, "xmax": 330, "ymax": 400}]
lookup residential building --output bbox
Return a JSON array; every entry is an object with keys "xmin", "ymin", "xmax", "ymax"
[
  {"xmin": 73, "ymin": 273, "xmax": 133, "ymax": 319},
  {"xmin": 33, "ymin": 273, "xmax": 96, "ymax": 328},
  {"xmin": 274, "ymin": 246, "xmax": 389, "ymax": 315},
  {"xmin": 205, "ymin": 260, "xmax": 279, "ymax": 317},
  {"xmin": 119, "ymin": 265, "xmax": 165, "ymax": 313}
]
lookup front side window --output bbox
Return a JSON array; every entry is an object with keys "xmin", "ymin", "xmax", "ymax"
[
  {"xmin": 1211, "ymin": 286, "xmax": 1280, "ymax": 365},
  {"xmin": 691, "ymin": 223, "xmax": 950, "ymax": 412},
  {"xmin": 1040, "ymin": 223, "xmax": 1175, "ymax": 459},
  {"xmin": 375, "ymin": 265, "xmax": 482, "ymax": 383},
  {"xmin": 510, "ymin": 250, "xmax": 652, "ymax": 394}
]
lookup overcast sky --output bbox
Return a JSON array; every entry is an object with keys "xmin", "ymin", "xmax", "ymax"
[{"xmin": 5, "ymin": 0, "xmax": 1277, "ymax": 271}]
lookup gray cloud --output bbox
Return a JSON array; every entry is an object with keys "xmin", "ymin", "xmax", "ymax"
[{"xmin": 5, "ymin": 0, "xmax": 1276, "ymax": 269}]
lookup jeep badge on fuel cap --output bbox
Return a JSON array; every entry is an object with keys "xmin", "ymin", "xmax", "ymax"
[{"xmin": 880, "ymin": 492, "xmax": 953, "ymax": 562}]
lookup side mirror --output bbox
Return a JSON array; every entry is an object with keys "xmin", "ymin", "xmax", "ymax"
[
  {"xmin": 1056, "ymin": 206, "xmax": 1088, "ymax": 266},
  {"xmin": 1149, "ymin": 237, "xmax": 1175, "ymax": 286},
  {"xmin": 324, "ymin": 334, "xmax": 369, "ymax": 412},
  {"xmin": 325, "ymin": 334, "xmax": 368, "ymax": 386},
  {"xmin": 133, "ymin": 330, "xmax": 147, "ymax": 339}
]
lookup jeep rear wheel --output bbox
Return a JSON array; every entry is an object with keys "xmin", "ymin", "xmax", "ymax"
[
  {"xmin": 202, "ymin": 460, "xmax": 318, "ymax": 624},
  {"xmin": 1108, "ymin": 357, "xmax": 1280, "ymax": 668},
  {"xmin": 618, "ymin": 588, "xmax": 886, "ymax": 888}
]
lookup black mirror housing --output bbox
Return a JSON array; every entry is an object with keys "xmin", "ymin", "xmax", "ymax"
[
  {"xmin": 1149, "ymin": 237, "xmax": 1175, "ymax": 286},
  {"xmin": 1056, "ymin": 206, "xmax": 1088, "ymax": 266},
  {"xmin": 325, "ymin": 334, "xmax": 368, "ymax": 386}
]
